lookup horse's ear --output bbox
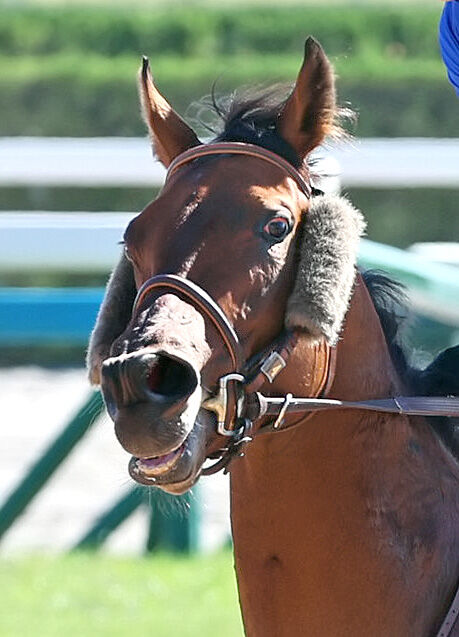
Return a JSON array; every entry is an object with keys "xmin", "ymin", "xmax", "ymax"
[
  {"xmin": 86, "ymin": 252, "xmax": 137, "ymax": 385},
  {"xmin": 139, "ymin": 56, "xmax": 201, "ymax": 167},
  {"xmin": 278, "ymin": 37, "xmax": 337, "ymax": 159}
]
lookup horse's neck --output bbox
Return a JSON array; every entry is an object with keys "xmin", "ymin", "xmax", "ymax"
[
  {"xmin": 230, "ymin": 275, "xmax": 459, "ymax": 637},
  {"xmin": 329, "ymin": 273, "xmax": 402, "ymax": 399}
]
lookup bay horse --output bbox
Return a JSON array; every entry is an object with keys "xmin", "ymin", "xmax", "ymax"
[{"xmin": 87, "ymin": 38, "xmax": 459, "ymax": 636}]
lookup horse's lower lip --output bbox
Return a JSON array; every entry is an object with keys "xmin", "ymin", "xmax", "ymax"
[
  {"xmin": 127, "ymin": 415, "xmax": 210, "ymax": 489},
  {"xmin": 134, "ymin": 443, "xmax": 186, "ymax": 478}
]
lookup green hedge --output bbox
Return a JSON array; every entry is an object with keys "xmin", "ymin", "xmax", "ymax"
[
  {"xmin": 0, "ymin": 5, "xmax": 443, "ymax": 58},
  {"xmin": 0, "ymin": 54, "xmax": 455, "ymax": 137},
  {"xmin": 347, "ymin": 187, "xmax": 459, "ymax": 248},
  {"xmin": 0, "ymin": 4, "xmax": 455, "ymax": 137}
]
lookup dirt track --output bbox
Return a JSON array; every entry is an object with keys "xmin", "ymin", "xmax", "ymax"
[{"xmin": 0, "ymin": 367, "xmax": 230, "ymax": 554}]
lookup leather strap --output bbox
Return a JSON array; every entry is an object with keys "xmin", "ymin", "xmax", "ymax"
[
  {"xmin": 133, "ymin": 274, "xmax": 244, "ymax": 372},
  {"xmin": 246, "ymin": 395, "xmax": 459, "ymax": 435},
  {"xmin": 166, "ymin": 142, "xmax": 312, "ymax": 199},
  {"xmin": 243, "ymin": 331, "xmax": 300, "ymax": 393},
  {"xmin": 436, "ymin": 581, "xmax": 459, "ymax": 637}
]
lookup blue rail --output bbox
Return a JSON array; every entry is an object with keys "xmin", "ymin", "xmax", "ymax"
[
  {"xmin": 1, "ymin": 240, "xmax": 458, "ymax": 344},
  {"xmin": 358, "ymin": 240, "xmax": 459, "ymax": 322},
  {"xmin": 0, "ymin": 287, "xmax": 102, "ymax": 343}
]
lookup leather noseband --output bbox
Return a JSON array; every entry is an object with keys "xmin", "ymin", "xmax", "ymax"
[{"xmin": 133, "ymin": 273, "xmax": 244, "ymax": 373}]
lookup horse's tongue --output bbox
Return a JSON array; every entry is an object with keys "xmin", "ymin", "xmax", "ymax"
[
  {"xmin": 136, "ymin": 444, "xmax": 185, "ymax": 476},
  {"xmin": 140, "ymin": 450, "xmax": 179, "ymax": 469}
]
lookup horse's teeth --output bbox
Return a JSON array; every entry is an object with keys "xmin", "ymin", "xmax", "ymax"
[{"xmin": 136, "ymin": 445, "xmax": 184, "ymax": 476}]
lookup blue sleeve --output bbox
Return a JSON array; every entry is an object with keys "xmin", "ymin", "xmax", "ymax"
[{"xmin": 439, "ymin": 1, "xmax": 459, "ymax": 97}]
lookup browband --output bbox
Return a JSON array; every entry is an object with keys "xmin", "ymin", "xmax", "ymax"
[{"xmin": 166, "ymin": 142, "xmax": 312, "ymax": 199}]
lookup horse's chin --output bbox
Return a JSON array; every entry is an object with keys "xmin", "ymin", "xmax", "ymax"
[{"xmin": 127, "ymin": 408, "xmax": 215, "ymax": 493}]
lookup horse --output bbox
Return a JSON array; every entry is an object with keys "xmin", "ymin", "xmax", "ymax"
[{"xmin": 87, "ymin": 38, "xmax": 459, "ymax": 636}]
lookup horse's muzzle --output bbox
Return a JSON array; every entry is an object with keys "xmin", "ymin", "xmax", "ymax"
[{"xmin": 100, "ymin": 349, "xmax": 201, "ymax": 457}]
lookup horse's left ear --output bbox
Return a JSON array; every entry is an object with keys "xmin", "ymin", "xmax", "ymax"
[
  {"xmin": 278, "ymin": 37, "xmax": 337, "ymax": 159},
  {"xmin": 139, "ymin": 56, "xmax": 201, "ymax": 167}
]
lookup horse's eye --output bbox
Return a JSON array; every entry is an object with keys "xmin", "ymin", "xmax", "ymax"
[
  {"xmin": 124, "ymin": 246, "xmax": 134, "ymax": 263},
  {"xmin": 263, "ymin": 217, "xmax": 290, "ymax": 241}
]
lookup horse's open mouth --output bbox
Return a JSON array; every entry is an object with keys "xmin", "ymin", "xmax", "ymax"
[
  {"xmin": 123, "ymin": 402, "xmax": 219, "ymax": 492},
  {"xmin": 132, "ymin": 442, "xmax": 186, "ymax": 479},
  {"xmin": 127, "ymin": 421, "xmax": 207, "ymax": 492}
]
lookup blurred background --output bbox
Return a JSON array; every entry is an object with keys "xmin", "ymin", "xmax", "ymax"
[{"xmin": 0, "ymin": 1, "xmax": 458, "ymax": 635}]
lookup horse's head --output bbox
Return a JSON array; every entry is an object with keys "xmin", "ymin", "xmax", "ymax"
[{"xmin": 88, "ymin": 38, "xmax": 364, "ymax": 493}]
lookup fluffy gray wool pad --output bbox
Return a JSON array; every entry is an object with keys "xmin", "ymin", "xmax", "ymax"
[
  {"xmin": 86, "ymin": 252, "xmax": 136, "ymax": 385},
  {"xmin": 285, "ymin": 194, "xmax": 366, "ymax": 345}
]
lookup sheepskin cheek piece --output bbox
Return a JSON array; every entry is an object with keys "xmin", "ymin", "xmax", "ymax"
[
  {"xmin": 86, "ymin": 252, "xmax": 136, "ymax": 385},
  {"xmin": 285, "ymin": 194, "xmax": 366, "ymax": 346}
]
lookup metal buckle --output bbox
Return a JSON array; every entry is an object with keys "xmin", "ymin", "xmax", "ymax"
[
  {"xmin": 272, "ymin": 393, "xmax": 293, "ymax": 429},
  {"xmin": 260, "ymin": 351, "xmax": 287, "ymax": 383},
  {"xmin": 202, "ymin": 373, "xmax": 245, "ymax": 437}
]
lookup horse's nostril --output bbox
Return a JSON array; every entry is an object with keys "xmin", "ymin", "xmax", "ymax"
[{"xmin": 147, "ymin": 354, "xmax": 198, "ymax": 400}]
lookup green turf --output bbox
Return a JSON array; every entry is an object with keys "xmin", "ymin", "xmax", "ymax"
[{"xmin": 0, "ymin": 551, "xmax": 243, "ymax": 637}]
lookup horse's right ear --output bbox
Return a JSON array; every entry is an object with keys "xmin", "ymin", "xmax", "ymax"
[
  {"xmin": 86, "ymin": 252, "xmax": 137, "ymax": 385},
  {"xmin": 139, "ymin": 56, "xmax": 201, "ymax": 167},
  {"xmin": 278, "ymin": 37, "xmax": 338, "ymax": 160}
]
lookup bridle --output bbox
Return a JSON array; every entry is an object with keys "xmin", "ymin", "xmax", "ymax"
[
  {"xmin": 131, "ymin": 142, "xmax": 459, "ymax": 637},
  {"xmin": 132, "ymin": 272, "xmax": 459, "ymax": 474},
  {"xmin": 166, "ymin": 141, "xmax": 314, "ymax": 198},
  {"xmin": 132, "ymin": 141, "xmax": 332, "ymax": 465},
  {"xmin": 131, "ymin": 141, "xmax": 459, "ymax": 470}
]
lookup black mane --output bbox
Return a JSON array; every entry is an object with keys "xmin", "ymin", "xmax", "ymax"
[
  {"xmin": 193, "ymin": 83, "xmax": 351, "ymax": 180},
  {"xmin": 196, "ymin": 86, "xmax": 301, "ymax": 166},
  {"xmin": 362, "ymin": 270, "xmax": 411, "ymax": 378},
  {"xmin": 363, "ymin": 270, "xmax": 459, "ymax": 458}
]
